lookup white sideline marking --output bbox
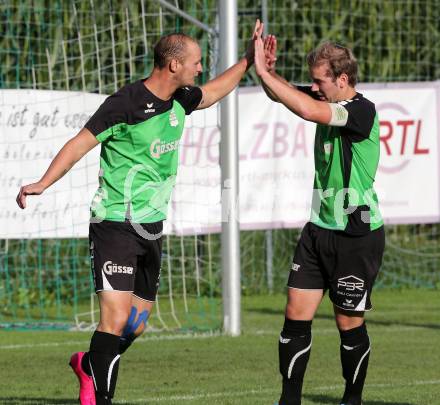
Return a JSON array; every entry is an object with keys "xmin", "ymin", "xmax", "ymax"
[
  {"xmin": 115, "ymin": 380, "xmax": 440, "ymax": 403},
  {"xmin": 253, "ymin": 325, "xmax": 435, "ymax": 336},
  {"xmin": 0, "ymin": 325, "xmax": 434, "ymax": 350},
  {"xmin": 0, "ymin": 331, "xmax": 222, "ymax": 350},
  {"xmin": 0, "ymin": 339, "xmax": 90, "ymax": 350},
  {"xmin": 10, "ymin": 380, "xmax": 440, "ymax": 404}
]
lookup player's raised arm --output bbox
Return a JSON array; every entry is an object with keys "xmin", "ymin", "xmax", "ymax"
[
  {"xmin": 196, "ymin": 19, "xmax": 264, "ymax": 110},
  {"xmin": 254, "ymin": 34, "xmax": 332, "ymax": 124},
  {"xmin": 260, "ymin": 34, "xmax": 295, "ymax": 102},
  {"xmin": 16, "ymin": 128, "xmax": 99, "ymax": 209}
]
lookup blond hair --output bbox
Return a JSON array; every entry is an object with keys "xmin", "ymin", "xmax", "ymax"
[{"xmin": 307, "ymin": 42, "xmax": 358, "ymax": 86}]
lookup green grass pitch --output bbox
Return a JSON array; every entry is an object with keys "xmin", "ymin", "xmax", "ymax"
[{"xmin": 0, "ymin": 289, "xmax": 439, "ymax": 404}]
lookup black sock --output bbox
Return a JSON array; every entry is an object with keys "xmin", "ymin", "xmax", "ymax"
[
  {"xmin": 81, "ymin": 352, "xmax": 91, "ymax": 376},
  {"xmin": 89, "ymin": 331, "xmax": 121, "ymax": 405},
  {"xmin": 119, "ymin": 336, "xmax": 134, "ymax": 355},
  {"xmin": 279, "ymin": 319, "xmax": 312, "ymax": 405},
  {"xmin": 339, "ymin": 323, "xmax": 370, "ymax": 405}
]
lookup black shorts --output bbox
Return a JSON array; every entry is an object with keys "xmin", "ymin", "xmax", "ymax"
[
  {"xmin": 89, "ymin": 220, "xmax": 163, "ymax": 302},
  {"xmin": 288, "ymin": 222, "xmax": 385, "ymax": 311}
]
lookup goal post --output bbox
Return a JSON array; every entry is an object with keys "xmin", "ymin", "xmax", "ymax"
[{"xmin": 218, "ymin": 0, "xmax": 241, "ymax": 336}]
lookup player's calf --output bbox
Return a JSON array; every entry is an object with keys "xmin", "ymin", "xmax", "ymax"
[
  {"xmin": 89, "ymin": 331, "xmax": 121, "ymax": 405},
  {"xmin": 278, "ymin": 318, "xmax": 312, "ymax": 405},
  {"xmin": 339, "ymin": 323, "xmax": 370, "ymax": 405}
]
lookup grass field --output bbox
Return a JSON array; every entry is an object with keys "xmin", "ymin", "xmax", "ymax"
[{"xmin": 0, "ymin": 289, "xmax": 439, "ymax": 405}]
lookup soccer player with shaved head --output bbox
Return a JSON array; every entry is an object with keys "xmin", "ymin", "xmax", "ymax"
[
  {"xmin": 17, "ymin": 21, "xmax": 263, "ymax": 405},
  {"xmin": 254, "ymin": 36, "xmax": 384, "ymax": 405}
]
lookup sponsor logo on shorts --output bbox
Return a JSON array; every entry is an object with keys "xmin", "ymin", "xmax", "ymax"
[
  {"xmin": 344, "ymin": 298, "xmax": 355, "ymax": 308},
  {"xmin": 291, "ymin": 263, "xmax": 301, "ymax": 272},
  {"xmin": 102, "ymin": 261, "xmax": 134, "ymax": 276},
  {"xmin": 279, "ymin": 336, "xmax": 291, "ymax": 344},
  {"xmin": 337, "ymin": 275, "xmax": 365, "ymax": 291}
]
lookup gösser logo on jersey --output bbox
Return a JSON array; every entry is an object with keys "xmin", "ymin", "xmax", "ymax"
[
  {"xmin": 102, "ymin": 261, "xmax": 134, "ymax": 276},
  {"xmin": 150, "ymin": 139, "xmax": 180, "ymax": 159},
  {"xmin": 337, "ymin": 275, "xmax": 365, "ymax": 291}
]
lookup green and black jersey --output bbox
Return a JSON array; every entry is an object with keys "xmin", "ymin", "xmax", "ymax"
[
  {"xmin": 85, "ymin": 80, "xmax": 202, "ymax": 223},
  {"xmin": 299, "ymin": 87, "xmax": 383, "ymax": 235}
]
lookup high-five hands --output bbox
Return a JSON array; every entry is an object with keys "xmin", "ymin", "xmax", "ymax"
[
  {"xmin": 253, "ymin": 22, "xmax": 277, "ymax": 77},
  {"xmin": 264, "ymin": 34, "xmax": 277, "ymax": 72},
  {"xmin": 245, "ymin": 19, "xmax": 265, "ymax": 67},
  {"xmin": 254, "ymin": 27, "xmax": 267, "ymax": 77}
]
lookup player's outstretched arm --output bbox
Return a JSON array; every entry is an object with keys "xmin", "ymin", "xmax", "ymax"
[
  {"xmin": 261, "ymin": 34, "xmax": 292, "ymax": 102},
  {"xmin": 16, "ymin": 128, "xmax": 99, "ymax": 209},
  {"xmin": 254, "ymin": 35, "xmax": 331, "ymax": 124},
  {"xmin": 197, "ymin": 19, "xmax": 264, "ymax": 110}
]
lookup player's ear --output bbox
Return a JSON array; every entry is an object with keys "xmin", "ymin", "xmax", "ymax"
[
  {"xmin": 338, "ymin": 73, "xmax": 349, "ymax": 88},
  {"xmin": 169, "ymin": 58, "xmax": 180, "ymax": 73}
]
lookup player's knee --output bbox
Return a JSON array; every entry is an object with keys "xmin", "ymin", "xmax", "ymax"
[
  {"xmin": 339, "ymin": 322, "xmax": 369, "ymax": 347},
  {"xmin": 119, "ymin": 306, "xmax": 150, "ymax": 354},
  {"xmin": 123, "ymin": 306, "xmax": 149, "ymax": 336},
  {"xmin": 335, "ymin": 312, "xmax": 365, "ymax": 331},
  {"xmin": 285, "ymin": 303, "xmax": 310, "ymax": 320},
  {"xmin": 285, "ymin": 297, "xmax": 299, "ymax": 318},
  {"xmin": 99, "ymin": 310, "xmax": 131, "ymax": 335},
  {"xmin": 285, "ymin": 303, "xmax": 296, "ymax": 320},
  {"xmin": 279, "ymin": 318, "xmax": 312, "ymax": 380}
]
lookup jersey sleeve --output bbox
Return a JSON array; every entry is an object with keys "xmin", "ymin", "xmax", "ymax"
[
  {"xmin": 173, "ymin": 86, "xmax": 203, "ymax": 115},
  {"xmin": 339, "ymin": 98, "xmax": 376, "ymax": 138},
  {"xmin": 296, "ymin": 85, "xmax": 323, "ymax": 101},
  {"xmin": 84, "ymin": 91, "xmax": 128, "ymax": 142}
]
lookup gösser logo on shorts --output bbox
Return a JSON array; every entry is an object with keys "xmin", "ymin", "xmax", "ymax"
[
  {"xmin": 102, "ymin": 261, "xmax": 134, "ymax": 276},
  {"xmin": 291, "ymin": 263, "xmax": 301, "ymax": 272},
  {"xmin": 337, "ymin": 275, "xmax": 365, "ymax": 291}
]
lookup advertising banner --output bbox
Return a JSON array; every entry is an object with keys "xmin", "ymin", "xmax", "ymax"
[{"xmin": 1, "ymin": 83, "xmax": 438, "ymax": 238}]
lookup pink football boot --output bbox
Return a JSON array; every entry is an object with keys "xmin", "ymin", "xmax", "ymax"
[{"xmin": 69, "ymin": 352, "xmax": 96, "ymax": 405}]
